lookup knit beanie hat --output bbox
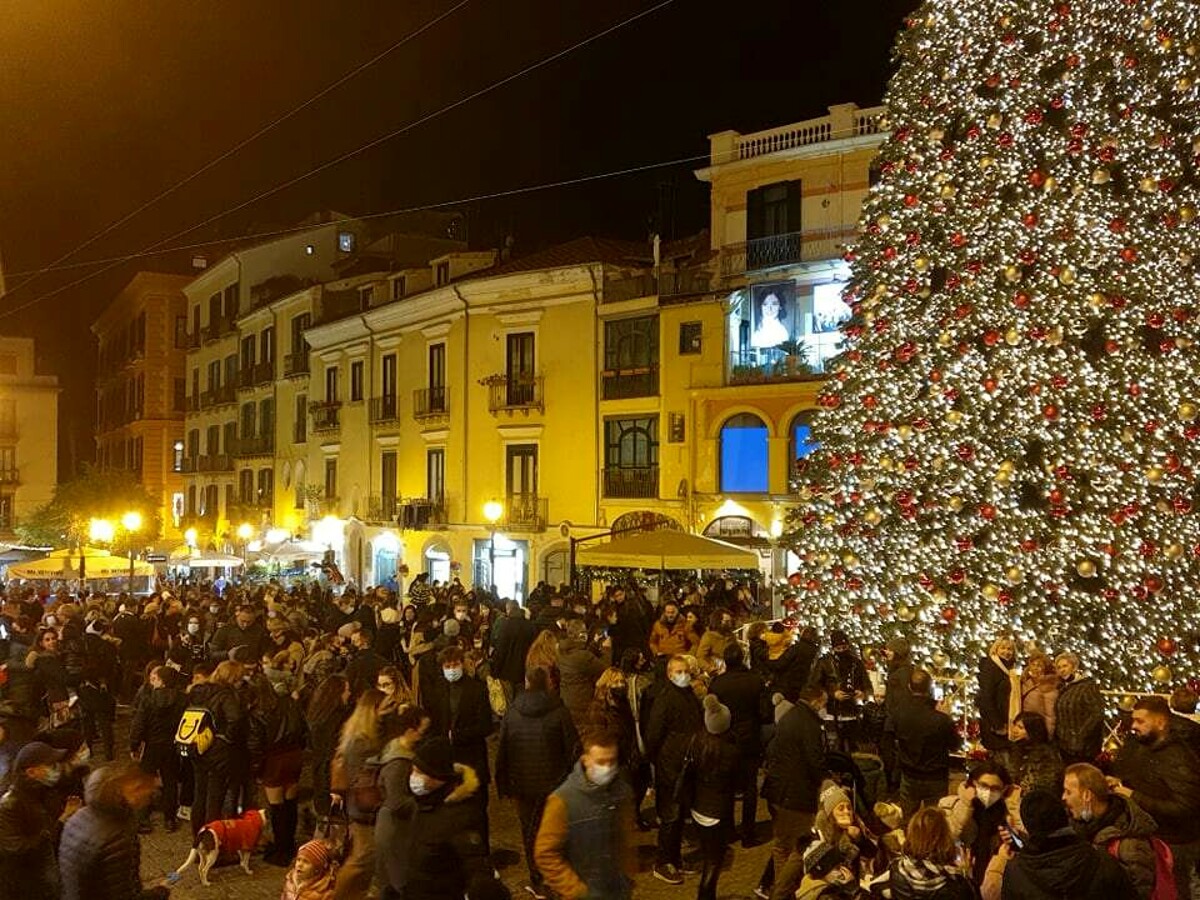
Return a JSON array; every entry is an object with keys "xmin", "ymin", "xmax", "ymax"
[
  {"xmin": 443, "ymin": 618, "xmax": 461, "ymax": 638},
  {"xmin": 820, "ymin": 783, "xmax": 851, "ymax": 817},
  {"xmin": 296, "ymin": 839, "xmax": 330, "ymax": 873},
  {"xmin": 703, "ymin": 693, "xmax": 731, "ymax": 735},
  {"xmin": 771, "ymin": 692, "xmax": 795, "ymax": 724},
  {"xmin": 380, "ymin": 608, "xmax": 400, "ymax": 625},
  {"xmin": 1020, "ymin": 788, "xmax": 1069, "ymax": 838},
  {"xmin": 413, "ymin": 736, "xmax": 457, "ymax": 782}
]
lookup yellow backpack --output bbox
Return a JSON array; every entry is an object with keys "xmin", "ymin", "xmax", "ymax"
[{"xmin": 175, "ymin": 707, "xmax": 216, "ymax": 758}]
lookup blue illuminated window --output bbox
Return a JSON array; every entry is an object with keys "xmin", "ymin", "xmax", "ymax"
[
  {"xmin": 720, "ymin": 413, "xmax": 769, "ymax": 493},
  {"xmin": 791, "ymin": 411, "xmax": 818, "ymax": 464}
]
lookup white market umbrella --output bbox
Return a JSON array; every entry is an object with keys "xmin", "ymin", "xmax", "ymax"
[{"xmin": 575, "ymin": 530, "xmax": 758, "ymax": 571}]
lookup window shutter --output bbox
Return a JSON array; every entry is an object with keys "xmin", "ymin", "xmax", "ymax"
[
  {"xmin": 786, "ymin": 180, "xmax": 803, "ymax": 234},
  {"xmin": 746, "ymin": 186, "xmax": 765, "ymax": 241}
]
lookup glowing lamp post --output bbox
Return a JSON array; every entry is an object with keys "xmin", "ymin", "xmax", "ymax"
[
  {"xmin": 122, "ymin": 511, "xmax": 142, "ymax": 595},
  {"xmin": 483, "ymin": 500, "xmax": 503, "ymax": 594},
  {"xmin": 236, "ymin": 522, "xmax": 254, "ymax": 569}
]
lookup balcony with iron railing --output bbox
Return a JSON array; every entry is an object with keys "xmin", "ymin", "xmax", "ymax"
[
  {"xmin": 186, "ymin": 331, "xmax": 202, "ymax": 350},
  {"xmin": 368, "ymin": 395, "xmax": 400, "ymax": 425},
  {"xmin": 311, "ymin": 401, "xmax": 342, "ymax": 433},
  {"xmin": 601, "ymin": 365, "xmax": 659, "ymax": 400},
  {"xmin": 602, "ymin": 269, "xmax": 715, "ymax": 304},
  {"xmin": 398, "ymin": 496, "xmax": 448, "ymax": 530},
  {"xmin": 720, "ymin": 227, "xmax": 858, "ymax": 277},
  {"xmin": 0, "ymin": 469, "xmax": 21, "ymax": 486},
  {"xmin": 365, "ymin": 494, "xmax": 400, "ymax": 524},
  {"xmin": 413, "ymin": 387, "xmax": 448, "ymax": 421},
  {"xmin": 483, "ymin": 374, "xmax": 544, "ymax": 414},
  {"xmin": 179, "ymin": 456, "xmax": 199, "ymax": 474},
  {"xmin": 231, "ymin": 434, "xmax": 275, "ymax": 458},
  {"xmin": 503, "ymin": 493, "xmax": 548, "ymax": 531},
  {"xmin": 199, "ymin": 384, "xmax": 237, "ymax": 409},
  {"xmin": 197, "ymin": 454, "xmax": 234, "ymax": 473},
  {"xmin": 728, "ymin": 347, "xmax": 820, "ymax": 385},
  {"xmin": 284, "ymin": 352, "xmax": 310, "ymax": 378},
  {"xmin": 254, "ymin": 360, "xmax": 275, "ymax": 386},
  {"xmin": 203, "ymin": 317, "xmax": 232, "ymax": 343},
  {"xmin": 603, "ymin": 466, "xmax": 658, "ymax": 499}
]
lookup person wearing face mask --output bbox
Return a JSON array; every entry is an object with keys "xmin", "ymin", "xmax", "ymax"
[
  {"xmin": 1111, "ymin": 695, "xmax": 1200, "ymax": 899},
  {"xmin": 1063, "ymin": 763, "xmax": 1160, "ymax": 900},
  {"xmin": 402, "ymin": 737, "xmax": 492, "ymax": 900},
  {"xmin": 535, "ymin": 729, "xmax": 637, "ymax": 900},
  {"xmin": 939, "ymin": 760, "xmax": 1019, "ymax": 887},
  {"xmin": 344, "ymin": 626, "xmax": 387, "ymax": 697},
  {"xmin": 645, "ymin": 655, "xmax": 703, "ymax": 884},
  {"xmin": 374, "ymin": 705, "xmax": 430, "ymax": 900},
  {"xmin": 425, "ymin": 646, "xmax": 495, "ymax": 852},
  {"xmin": 129, "ymin": 665, "xmax": 185, "ymax": 833},
  {"xmin": 170, "ymin": 614, "xmax": 209, "ymax": 677},
  {"xmin": 496, "ymin": 666, "xmax": 579, "ymax": 900},
  {"xmin": 812, "ymin": 630, "xmax": 871, "ymax": 753},
  {"xmin": 0, "ymin": 740, "xmax": 70, "ymax": 900}
]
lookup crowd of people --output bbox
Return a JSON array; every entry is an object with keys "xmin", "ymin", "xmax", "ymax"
[{"xmin": 0, "ymin": 571, "xmax": 1197, "ymax": 900}]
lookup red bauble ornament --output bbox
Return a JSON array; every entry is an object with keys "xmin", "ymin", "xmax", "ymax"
[
  {"xmin": 788, "ymin": 572, "xmax": 803, "ymax": 587},
  {"xmin": 979, "ymin": 503, "xmax": 996, "ymax": 520},
  {"xmin": 1029, "ymin": 169, "xmax": 1046, "ymax": 187},
  {"xmin": 1120, "ymin": 246, "xmax": 1138, "ymax": 263},
  {"xmin": 1158, "ymin": 637, "xmax": 1178, "ymax": 656},
  {"xmin": 904, "ymin": 194, "xmax": 920, "ymax": 208},
  {"xmin": 1043, "ymin": 404, "xmax": 1059, "ymax": 420},
  {"xmin": 941, "ymin": 606, "xmax": 957, "ymax": 622},
  {"xmin": 1146, "ymin": 575, "xmax": 1165, "ymax": 594}
]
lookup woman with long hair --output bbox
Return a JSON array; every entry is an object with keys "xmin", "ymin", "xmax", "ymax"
[
  {"xmin": 186, "ymin": 660, "xmax": 244, "ymax": 837},
  {"xmin": 525, "ymin": 628, "xmax": 560, "ymax": 692},
  {"xmin": 248, "ymin": 672, "xmax": 308, "ymax": 865},
  {"xmin": 306, "ymin": 674, "xmax": 351, "ymax": 820},
  {"xmin": 27, "ymin": 627, "xmax": 69, "ymax": 725},
  {"xmin": 1019, "ymin": 652, "xmax": 1059, "ymax": 738},
  {"xmin": 1009, "ymin": 711, "xmax": 1063, "ymax": 796},
  {"xmin": 872, "ymin": 806, "xmax": 978, "ymax": 899},
  {"xmin": 332, "ymin": 688, "xmax": 385, "ymax": 900}
]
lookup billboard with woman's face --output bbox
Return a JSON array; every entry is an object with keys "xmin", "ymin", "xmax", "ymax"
[{"xmin": 750, "ymin": 281, "xmax": 798, "ymax": 348}]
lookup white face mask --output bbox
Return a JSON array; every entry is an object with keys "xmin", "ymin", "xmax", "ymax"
[
  {"xmin": 409, "ymin": 773, "xmax": 434, "ymax": 796},
  {"xmin": 670, "ymin": 672, "xmax": 692, "ymax": 689},
  {"xmin": 443, "ymin": 667, "xmax": 463, "ymax": 683},
  {"xmin": 187, "ymin": 623, "xmax": 201, "ymax": 635},
  {"xmin": 44, "ymin": 616, "xmax": 57, "ymax": 628},
  {"xmin": 209, "ymin": 606, "xmax": 221, "ymax": 615},
  {"xmin": 454, "ymin": 612, "xmax": 467, "ymax": 621},
  {"xmin": 587, "ymin": 763, "xmax": 617, "ymax": 786},
  {"xmin": 976, "ymin": 788, "xmax": 1002, "ymax": 809}
]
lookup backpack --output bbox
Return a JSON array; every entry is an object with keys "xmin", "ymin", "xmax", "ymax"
[
  {"xmin": 1108, "ymin": 836, "xmax": 1177, "ymax": 900},
  {"xmin": 175, "ymin": 706, "xmax": 216, "ymax": 759}
]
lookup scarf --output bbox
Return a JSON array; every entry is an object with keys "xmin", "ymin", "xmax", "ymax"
[
  {"xmin": 989, "ymin": 653, "xmax": 1022, "ymax": 734},
  {"xmin": 893, "ymin": 856, "xmax": 962, "ymax": 894},
  {"xmin": 281, "ymin": 867, "xmax": 336, "ymax": 900}
]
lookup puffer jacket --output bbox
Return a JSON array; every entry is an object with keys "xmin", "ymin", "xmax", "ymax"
[
  {"xmin": 998, "ymin": 831, "xmax": 1133, "ymax": 900},
  {"xmin": 58, "ymin": 796, "xmax": 168, "ymax": 900},
  {"xmin": 128, "ymin": 683, "xmax": 185, "ymax": 751},
  {"xmin": 0, "ymin": 778, "xmax": 60, "ymax": 900},
  {"xmin": 1112, "ymin": 730, "xmax": 1200, "ymax": 844},
  {"xmin": 1074, "ymin": 794, "xmax": 1159, "ymax": 900},
  {"xmin": 495, "ymin": 688, "xmax": 578, "ymax": 798},
  {"xmin": 1054, "ymin": 675, "xmax": 1104, "ymax": 760},
  {"xmin": 555, "ymin": 640, "xmax": 607, "ymax": 728},
  {"xmin": 645, "ymin": 680, "xmax": 703, "ymax": 783},
  {"xmin": 401, "ymin": 765, "xmax": 491, "ymax": 900}
]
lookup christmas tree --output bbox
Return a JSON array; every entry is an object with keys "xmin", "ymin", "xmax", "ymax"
[{"xmin": 787, "ymin": 0, "xmax": 1200, "ymax": 691}]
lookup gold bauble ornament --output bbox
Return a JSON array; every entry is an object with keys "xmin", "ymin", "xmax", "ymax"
[
  {"xmin": 877, "ymin": 214, "xmax": 892, "ymax": 228},
  {"xmin": 931, "ymin": 650, "xmax": 950, "ymax": 669},
  {"xmin": 897, "ymin": 604, "xmax": 916, "ymax": 622},
  {"xmin": 987, "ymin": 113, "xmax": 1003, "ymax": 129},
  {"xmin": 1006, "ymin": 566, "xmax": 1023, "ymax": 584},
  {"xmin": 1178, "ymin": 77, "xmax": 1193, "ymax": 91},
  {"xmin": 1181, "ymin": 205, "xmax": 1197, "ymax": 223},
  {"xmin": 1043, "ymin": 176, "xmax": 1058, "ymax": 193},
  {"xmin": 1058, "ymin": 267, "xmax": 1076, "ymax": 285},
  {"xmin": 1004, "ymin": 265, "xmax": 1022, "ymax": 282},
  {"xmin": 1167, "ymin": 542, "xmax": 1185, "ymax": 561},
  {"xmin": 1153, "ymin": 665, "xmax": 1173, "ymax": 685},
  {"xmin": 940, "ymin": 184, "xmax": 957, "ymax": 199},
  {"xmin": 1005, "ymin": 329, "xmax": 1021, "ymax": 346},
  {"xmin": 864, "ymin": 509, "xmax": 882, "ymax": 526},
  {"xmin": 1118, "ymin": 694, "xmax": 1138, "ymax": 711},
  {"xmin": 948, "ymin": 496, "xmax": 964, "ymax": 512},
  {"xmin": 1046, "ymin": 326, "xmax": 1064, "ymax": 346},
  {"xmin": 928, "ymin": 127, "xmax": 945, "ymax": 143},
  {"xmin": 817, "ymin": 552, "xmax": 832, "ymax": 567},
  {"xmin": 938, "ymin": 332, "xmax": 952, "ymax": 348},
  {"xmin": 1146, "ymin": 466, "xmax": 1165, "ymax": 483},
  {"xmin": 946, "ymin": 410, "xmax": 964, "ymax": 425},
  {"xmin": 979, "ymin": 156, "xmax": 996, "ymax": 169},
  {"xmin": 1140, "ymin": 176, "xmax": 1159, "ymax": 193},
  {"xmin": 1178, "ymin": 402, "xmax": 1198, "ymax": 422},
  {"xmin": 1122, "ymin": 427, "xmax": 1136, "ymax": 444},
  {"xmin": 1076, "ymin": 559, "xmax": 1098, "ymax": 578},
  {"xmin": 1088, "ymin": 292, "xmax": 1106, "ymax": 308},
  {"xmin": 897, "ymin": 425, "xmax": 913, "ymax": 441},
  {"xmin": 1092, "ymin": 168, "xmax": 1111, "ymax": 185},
  {"xmin": 982, "ymin": 583, "xmax": 999, "ymax": 600},
  {"xmin": 914, "ymin": 257, "xmax": 930, "ymax": 272}
]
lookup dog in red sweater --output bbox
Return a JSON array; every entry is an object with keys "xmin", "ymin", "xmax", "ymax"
[{"xmin": 170, "ymin": 809, "xmax": 270, "ymax": 886}]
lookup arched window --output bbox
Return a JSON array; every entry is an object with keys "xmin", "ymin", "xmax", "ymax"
[
  {"xmin": 789, "ymin": 411, "xmax": 819, "ymax": 473},
  {"xmin": 719, "ymin": 413, "xmax": 769, "ymax": 493}
]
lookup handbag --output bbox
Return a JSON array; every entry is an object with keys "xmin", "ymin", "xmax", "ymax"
[
  {"xmin": 313, "ymin": 802, "xmax": 352, "ymax": 862},
  {"xmin": 671, "ymin": 736, "xmax": 697, "ymax": 808}
]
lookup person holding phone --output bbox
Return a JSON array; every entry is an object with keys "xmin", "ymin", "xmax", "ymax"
[{"xmin": 939, "ymin": 761, "xmax": 1020, "ymax": 887}]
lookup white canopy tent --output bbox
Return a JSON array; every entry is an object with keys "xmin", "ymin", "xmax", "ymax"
[{"xmin": 575, "ymin": 530, "xmax": 758, "ymax": 571}]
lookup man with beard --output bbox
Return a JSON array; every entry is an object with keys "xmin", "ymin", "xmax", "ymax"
[
  {"xmin": 0, "ymin": 741, "xmax": 70, "ymax": 900},
  {"xmin": 810, "ymin": 630, "xmax": 869, "ymax": 752},
  {"xmin": 647, "ymin": 602, "xmax": 693, "ymax": 664},
  {"xmin": 1111, "ymin": 696, "xmax": 1200, "ymax": 899},
  {"xmin": 208, "ymin": 604, "xmax": 267, "ymax": 664}
]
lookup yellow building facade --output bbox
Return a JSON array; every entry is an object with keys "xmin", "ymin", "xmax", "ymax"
[
  {"xmin": 0, "ymin": 337, "xmax": 59, "ymax": 536},
  {"xmin": 93, "ymin": 271, "xmax": 192, "ymax": 538}
]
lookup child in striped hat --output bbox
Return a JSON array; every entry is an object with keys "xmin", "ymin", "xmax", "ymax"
[{"xmin": 280, "ymin": 840, "xmax": 337, "ymax": 900}]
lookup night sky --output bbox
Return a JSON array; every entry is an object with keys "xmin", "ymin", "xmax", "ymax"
[{"xmin": 0, "ymin": 0, "xmax": 920, "ymax": 479}]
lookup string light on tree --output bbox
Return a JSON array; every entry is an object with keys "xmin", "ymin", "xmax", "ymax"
[{"xmin": 786, "ymin": 0, "xmax": 1200, "ymax": 690}]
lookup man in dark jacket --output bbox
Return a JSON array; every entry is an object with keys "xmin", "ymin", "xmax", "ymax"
[
  {"xmin": 343, "ymin": 626, "xmax": 387, "ymax": 696},
  {"xmin": 1053, "ymin": 652, "xmax": 1104, "ymax": 764},
  {"xmin": 1111, "ymin": 696, "xmax": 1200, "ymax": 899},
  {"xmin": 709, "ymin": 642, "xmax": 766, "ymax": 845},
  {"xmin": 556, "ymin": 620, "xmax": 609, "ymax": 731},
  {"xmin": 762, "ymin": 685, "xmax": 827, "ymax": 900},
  {"xmin": 880, "ymin": 636, "xmax": 913, "ymax": 791},
  {"xmin": 607, "ymin": 587, "xmax": 648, "ymax": 666},
  {"xmin": 496, "ymin": 666, "xmax": 579, "ymax": 899},
  {"xmin": 991, "ymin": 788, "xmax": 1132, "ymax": 900},
  {"xmin": 809, "ymin": 629, "xmax": 869, "ymax": 752},
  {"xmin": 491, "ymin": 601, "xmax": 537, "ymax": 695},
  {"xmin": 207, "ymin": 605, "xmax": 267, "ymax": 663},
  {"xmin": 128, "ymin": 666, "xmax": 185, "ymax": 832},
  {"xmin": 403, "ymin": 737, "xmax": 493, "ymax": 900},
  {"xmin": 1063, "ymin": 762, "xmax": 1160, "ymax": 900},
  {"xmin": 59, "ymin": 761, "xmax": 168, "ymax": 900},
  {"xmin": 0, "ymin": 741, "xmax": 68, "ymax": 900},
  {"xmin": 891, "ymin": 668, "xmax": 960, "ymax": 816},
  {"xmin": 764, "ymin": 627, "xmax": 819, "ymax": 702},
  {"xmin": 425, "ymin": 646, "xmax": 495, "ymax": 850},
  {"xmin": 645, "ymin": 655, "xmax": 703, "ymax": 884}
]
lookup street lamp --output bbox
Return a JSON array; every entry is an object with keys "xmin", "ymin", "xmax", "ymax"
[
  {"xmin": 122, "ymin": 511, "xmax": 142, "ymax": 595},
  {"xmin": 483, "ymin": 500, "xmax": 503, "ymax": 595},
  {"xmin": 237, "ymin": 522, "xmax": 254, "ymax": 570},
  {"xmin": 82, "ymin": 518, "xmax": 114, "ymax": 585}
]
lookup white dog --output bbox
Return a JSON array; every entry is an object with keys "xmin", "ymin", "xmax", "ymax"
[{"xmin": 169, "ymin": 809, "xmax": 269, "ymax": 887}]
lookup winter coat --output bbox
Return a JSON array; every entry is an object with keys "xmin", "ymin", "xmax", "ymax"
[
  {"xmin": 939, "ymin": 789, "xmax": 1022, "ymax": 886},
  {"xmin": 694, "ymin": 630, "xmax": 730, "ymax": 672},
  {"xmin": 709, "ymin": 665, "xmax": 766, "ymax": 757},
  {"xmin": 811, "ymin": 651, "xmax": 870, "ymax": 719},
  {"xmin": 374, "ymin": 738, "xmax": 417, "ymax": 892},
  {"xmin": 344, "ymin": 648, "xmax": 387, "ymax": 697},
  {"xmin": 648, "ymin": 618, "xmax": 693, "ymax": 658},
  {"xmin": 763, "ymin": 701, "xmax": 826, "ymax": 812},
  {"xmin": 490, "ymin": 614, "xmax": 537, "ymax": 685},
  {"xmin": 535, "ymin": 762, "xmax": 636, "ymax": 900},
  {"xmin": 247, "ymin": 692, "xmax": 307, "ymax": 774},
  {"xmin": 998, "ymin": 831, "xmax": 1134, "ymax": 900},
  {"xmin": 1170, "ymin": 712, "xmax": 1200, "ymax": 760},
  {"xmin": 1074, "ymin": 794, "xmax": 1160, "ymax": 900},
  {"xmin": 0, "ymin": 779, "xmax": 60, "ymax": 900},
  {"xmin": 891, "ymin": 694, "xmax": 959, "ymax": 779},
  {"xmin": 128, "ymin": 684, "xmax": 185, "ymax": 751},
  {"xmin": 1113, "ymin": 730, "xmax": 1200, "ymax": 844},
  {"xmin": 645, "ymin": 680, "xmax": 703, "ymax": 783},
  {"xmin": 425, "ymin": 674, "xmax": 495, "ymax": 784},
  {"xmin": 608, "ymin": 603, "xmax": 647, "ymax": 665},
  {"xmin": 879, "ymin": 857, "xmax": 979, "ymax": 900},
  {"xmin": 335, "ymin": 734, "xmax": 382, "ymax": 825},
  {"xmin": 207, "ymin": 621, "xmax": 267, "ymax": 663},
  {"xmin": 883, "ymin": 659, "xmax": 914, "ymax": 721},
  {"xmin": 495, "ymin": 688, "xmax": 578, "ymax": 799},
  {"xmin": 185, "ymin": 681, "xmax": 242, "ymax": 747},
  {"xmin": 58, "ymin": 798, "xmax": 168, "ymax": 900},
  {"xmin": 689, "ymin": 734, "xmax": 740, "ymax": 823},
  {"xmin": 976, "ymin": 656, "xmax": 1015, "ymax": 749},
  {"xmin": 1020, "ymin": 677, "xmax": 1058, "ymax": 738},
  {"xmin": 556, "ymin": 640, "xmax": 608, "ymax": 729},
  {"xmin": 766, "ymin": 637, "xmax": 819, "ymax": 702},
  {"xmin": 1054, "ymin": 675, "xmax": 1104, "ymax": 760},
  {"xmin": 401, "ymin": 765, "xmax": 491, "ymax": 900}
]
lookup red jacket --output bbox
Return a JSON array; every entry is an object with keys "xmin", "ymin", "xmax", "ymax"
[{"xmin": 207, "ymin": 811, "xmax": 264, "ymax": 852}]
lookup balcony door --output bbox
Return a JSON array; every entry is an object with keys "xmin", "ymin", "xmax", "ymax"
[
  {"xmin": 428, "ymin": 343, "xmax": 446, "ymax": 411},
  {"xmin": 506, "ymin": 444, "xmax": 537, "ymax": 503},
  {"xmin": 381, "ymin": 451, "xmax": 398, "ymax": 519},
  {"xmin": 505, "ymin": 332, "xmax": 535, "ymax": 405}
]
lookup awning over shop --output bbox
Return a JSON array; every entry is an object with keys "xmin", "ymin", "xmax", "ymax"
[{"xmin": 575, "ymin": 530, "xmax": 758, "ymax": 571}]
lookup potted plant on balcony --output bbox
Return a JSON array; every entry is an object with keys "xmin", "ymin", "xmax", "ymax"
[{"xmin": 775, "ymin": 339, "xmax": 809, "ymax": 376}]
